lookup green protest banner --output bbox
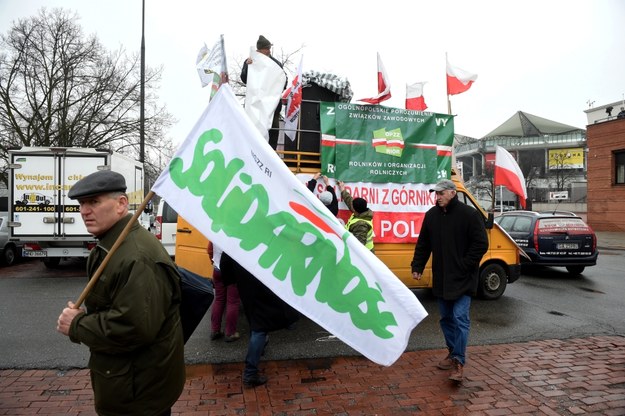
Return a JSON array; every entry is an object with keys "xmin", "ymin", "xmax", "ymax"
[
  {"xmin": 321, "ymin": 103, "xmax": 453, "ymax": 184},
  {"xmin": 434, "ymin": 114, "xmax": 454, "ymax": 179}
]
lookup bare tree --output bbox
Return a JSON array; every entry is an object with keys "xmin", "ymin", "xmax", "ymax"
[
  {"xmin": 0, "ymin": 8, "xmax": 174, "ymax": 187},
  {"xmin": 548, "ymin": 150, "xmax": 576, "ymax": 192}
]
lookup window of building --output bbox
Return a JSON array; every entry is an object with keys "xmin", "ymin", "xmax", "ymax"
[{"xmin": 616, "ymin": 151, "xmax": 625, "ymax": 185}]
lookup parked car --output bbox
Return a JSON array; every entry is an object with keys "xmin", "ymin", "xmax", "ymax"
[
  {"xmin": 491, "ymin": 204, "xmax": 516, "ymax": 212},
  {"xmin": 1, "ymin": 215, "xmax": 21, "ymax": 266},
  {"xmin": 494, "ymin": 210, "xmax": 598, "ymax": 275},
  {"xmin": 153, "ymin": 200, "xmax": 177, "ymax": 257}
]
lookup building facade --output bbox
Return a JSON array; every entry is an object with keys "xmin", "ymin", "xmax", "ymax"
[
  {"xmin": 585, "ymin": 111, "xmax": 625, "ymax": 231},
  {"xmin": 455, "ymin": 111, "xmax": 587, "ymax": 211}
]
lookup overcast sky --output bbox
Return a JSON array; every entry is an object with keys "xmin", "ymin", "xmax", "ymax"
[{"xmin": 2, "ymin": 0, "xmax": 624, "ymax": 145}]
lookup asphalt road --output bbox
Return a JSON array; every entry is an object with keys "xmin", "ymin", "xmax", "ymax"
[{"xmin": 1, "ymin": 248, "xmax": 623, "ymax": 369}]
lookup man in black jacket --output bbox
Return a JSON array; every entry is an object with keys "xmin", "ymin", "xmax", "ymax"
[
  {"xmin": 411, "ymin": 179, "xmax": 488, "ymax": 382},
  {"xmin": 306, "ymin": 172, "xmax": 339, "ymax": 217},
  {"xmin": 220, "ymin": 252, "xmax": 299, "ymax": 388}
]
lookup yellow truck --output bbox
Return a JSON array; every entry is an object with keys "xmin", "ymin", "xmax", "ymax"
[
  {"xmin": 175, "ymin": 89, "xmax": 522, "ymax": 300},
  {"xmin": 175, "ymin": 163, "xmax": 521, "ymax": 300}
]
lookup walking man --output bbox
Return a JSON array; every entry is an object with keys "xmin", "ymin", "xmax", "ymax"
[
  {"xmin": 411, "ymin": 179, "xmax": 488, "ymax": 382},
  {"xmin": 56, "ymin": 170, "xmax": 185, "ymax": 415}
]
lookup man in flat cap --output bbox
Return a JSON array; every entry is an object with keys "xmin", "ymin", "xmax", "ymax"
[
  {"xmin": 57, "ymin": 170, "xmax": 185, "ymax": 415},
  {"xmin": 411, "ymin": 178, "xmax": 488, "ymax": 383},
  {"xmin": 241, "ymin": 34, "xmax": 288, "ymax": 150}
]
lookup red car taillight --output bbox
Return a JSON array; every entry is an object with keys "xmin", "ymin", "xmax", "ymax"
[
  {"xmin": 588, "ymin": 225, "xmax": 597, "ymax": 252},
  {"xmin": 533, "ymin": 221, "xmax": 540, "ymax": 252}
]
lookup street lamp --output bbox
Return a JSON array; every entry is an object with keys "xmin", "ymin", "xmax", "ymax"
[{"xmin": 139, "ymin": 0, "xmax": 145, "ymax": 164}]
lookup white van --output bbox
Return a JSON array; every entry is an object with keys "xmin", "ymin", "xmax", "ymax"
[{"xmin": 154, "ymin": 200, "xmax": 177, "ymax": 257}]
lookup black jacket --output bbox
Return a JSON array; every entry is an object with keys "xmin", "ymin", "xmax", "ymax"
[
  {"xmin": 306, "ymin": 178, "xmax": 339, "ymax": 217},
  {"xmin": 220, "ymin": 252, "xmax": 299, "ymax": 332},
  {"xmin": 411, "ymin": 195, "xmax": 488, "ymax": 300}
]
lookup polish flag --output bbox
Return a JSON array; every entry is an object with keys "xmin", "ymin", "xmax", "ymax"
[
  {"xmin": 405, "ymin": 82, "xmax": 427, "ymax": 111},
  {"xmin": 359, "ymin": 53, "xmax": 391, "ymax": 104},
  {"xmin": 446, "ymin": 58, "xmax": 477, "ymax": 96},
  {"xmin": 495, "ymin": 146, "xmax": 527, "ymax": 208},
  {"xmin": 283, "ymin": 55, "xmax": 303, "ymax": 141}
]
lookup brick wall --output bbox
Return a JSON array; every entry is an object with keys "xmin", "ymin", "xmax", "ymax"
[{"xmin": 586, "ymin": 118, "xmax": 625, "ymax": 231}]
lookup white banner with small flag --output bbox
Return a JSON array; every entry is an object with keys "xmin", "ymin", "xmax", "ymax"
[
  {"xmin": 152, "ymin": 84, "xmax": 427, "ymax": 366},
  {"xmin": 282, "ymin": 55, "xmax": 303, "ymax": 142},
  {"xmin": 196, "ymin": 35, "xmax": 228, "ymax": 98}
]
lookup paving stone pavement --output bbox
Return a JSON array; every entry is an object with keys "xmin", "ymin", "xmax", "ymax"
[
  {"xmin": 1, "ymin": 335, "xmax": 624, "ymax": 415},
  {"xmin": 1, "ymin": 231, "xmax": 623, "ymax": 415}
]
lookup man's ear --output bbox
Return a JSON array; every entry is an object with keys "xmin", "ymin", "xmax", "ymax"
[{"xmin": 116, "ymin": 194, "xmax": 129, "ymax": 212}]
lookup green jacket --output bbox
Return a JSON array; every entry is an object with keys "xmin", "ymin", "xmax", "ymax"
[
  {"xmin": 70, "ymin": 214, "xmax": 185, "ymax": 416},
  {"xmin": 341, "ymin": 189, "xmax": 375, "ymax": 252}
]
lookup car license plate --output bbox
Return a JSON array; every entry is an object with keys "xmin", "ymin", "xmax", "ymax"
[
  {"xmin": 557, "ymin": 243, "xmax": 579, "ymax": 250},
  {"xmin": 22, "ymin": 250, "xmax": 47, "ymax": 257}
]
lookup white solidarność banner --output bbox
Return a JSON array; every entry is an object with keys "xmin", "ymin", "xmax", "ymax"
[{"xmin": 152, "ymin": 85, "xmax": 427, "ymax": 366}]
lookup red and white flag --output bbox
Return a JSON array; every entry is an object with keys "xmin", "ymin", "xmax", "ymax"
[
  {"xmin": 405, "ymin": 82, "xmax": 427, "ymax": 111},
  {"xmin": 282, "ymin": 56, "xmax": 303, "ymax": 142},
  {"xmin": 495, "ymin": 146, "xmax": 527, "ymax": 208},
  {"xmin": 446, "ymin": 58, "xmax": 477, "ymax": 96},
  {"xmin": 359, "ymin": 53, "xmax": 391, "ymax": 104}
]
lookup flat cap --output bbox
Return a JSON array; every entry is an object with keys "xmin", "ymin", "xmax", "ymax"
[
  {"xmin": 429, "ymin": 179, "xmax": 456, "ymax": 192},
  {"xmin": 68, "ymin": 170, "xmax": 127, "ymax": 200}
]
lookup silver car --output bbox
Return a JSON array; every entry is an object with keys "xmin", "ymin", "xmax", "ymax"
[{"xmin": 0, "ymin": 215, "xmax": 21, "ymax": 266}]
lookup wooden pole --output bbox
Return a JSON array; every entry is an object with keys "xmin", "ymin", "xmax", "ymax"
[{"xmin": 73, "ymin": 190, "xmax": 155, "ymax": 308}]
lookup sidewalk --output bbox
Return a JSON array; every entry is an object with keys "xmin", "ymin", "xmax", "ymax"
[
  {"xmin": 1, "ymin": 336, "xmax": 624, "ymax": 415},
  {"xmin": 596, "ymin": 231, "xmax": 625, "ymax": 251}
]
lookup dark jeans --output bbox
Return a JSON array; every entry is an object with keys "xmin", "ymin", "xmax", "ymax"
[
  {"xmin": 438, "ymin": 295, "xmax": 471, "ymax": 366},
  {"xmin": 243, "ymin": 330, "xmax": 268, "ymax": 380},
  {"xmin": 268, "ymin": 110, "xmax": 280, "ymax": 150}
]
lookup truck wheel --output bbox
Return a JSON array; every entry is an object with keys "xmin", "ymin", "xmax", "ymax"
[
  {"xmin": 566, "ymin": 266, "xmax": 585, "ymax": 276},
  {"xmin": 478, "ymin": 264, "xmax": 507, "ymax": 300},
  {"xmin": 2, "ymin": 245, "xmax": 17, "ymax": 266},
  {"xmin": 43, "ymin": 257, "xmax": 61, "ymax": 269}
]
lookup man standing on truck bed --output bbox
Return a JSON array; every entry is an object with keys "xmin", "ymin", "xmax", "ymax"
[
  {"xmin": 56, "ymin": 170, "xmax": 185, "ymax": 415},
  {"xmin": 241, "ymin": 35, "xmax": 287, "ymax": 150},
  {"xmin": 411, "ymin": 179, "xmax": 488, "ymax": 383}
]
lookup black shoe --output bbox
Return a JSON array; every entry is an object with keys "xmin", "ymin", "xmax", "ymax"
[
  {"xmin": 243, "ymin": 374, "xmax": 267, "ymax": 387},
  {"xmin": 210, "ymin": 331, "xmax": 223, "ymax": 341}
]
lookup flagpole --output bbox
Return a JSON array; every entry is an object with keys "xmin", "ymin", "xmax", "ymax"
[
  {"xmin": 445, "ymin": 52, "xmax": 452, "ymax": 115},
  {"xmin": 73, "ymin": 191, "xmax": 155, "ymax": 308},
  {"xmin": 296, "ymin": 110, "xmax": 302, "ymax": 154},
  {"xmin": 220, "ymin": 34, "xmax": 228, "ymax": 84}
]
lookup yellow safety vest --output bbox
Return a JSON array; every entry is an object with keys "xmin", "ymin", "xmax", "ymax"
[{"xmin": 345, "ymin": 215, "xmax": 374, "ymax": 250}]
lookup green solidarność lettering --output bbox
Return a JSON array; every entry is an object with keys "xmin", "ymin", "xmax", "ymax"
[{"xmin": 169, "ymin": 129, "xmax": 398, "ymax": 338}]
